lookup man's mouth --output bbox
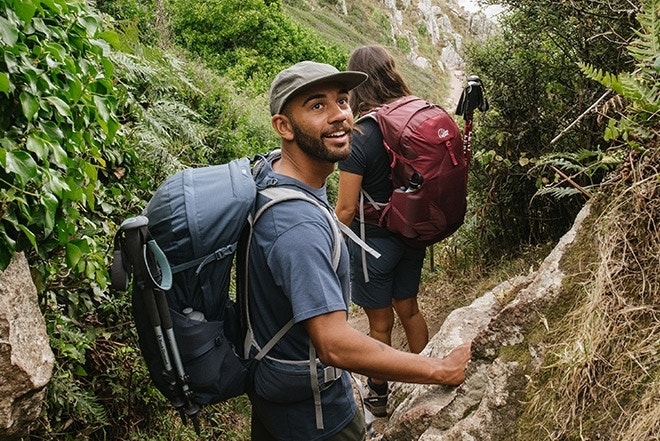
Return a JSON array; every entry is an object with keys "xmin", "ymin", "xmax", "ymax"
[{"xmin": 326, "ymin": 130, "xmax": 347, "ymax": 139}]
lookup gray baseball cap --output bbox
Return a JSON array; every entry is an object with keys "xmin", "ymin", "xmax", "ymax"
[{"xmin": 269, "ymin": 61, "xmax": 368, "ymax": 116}]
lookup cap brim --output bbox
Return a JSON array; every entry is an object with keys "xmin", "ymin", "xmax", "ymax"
[
  {"xmin": 278, "ymin": 71, "xmax": 368, "ymax": 114},
  {"xmin": 299, "ymin": 71, "xmax": 368, "ymax": 94}
]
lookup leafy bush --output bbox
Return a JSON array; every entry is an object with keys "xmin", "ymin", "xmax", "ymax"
[
  {"xmin": 1, "ymin": 0, "xmax": 275, "ymax": 438},
  {"xmin": 462, "ymin": 0, "xmax": 640, "ymax": 263},
  {"xmin": 166, "ymin": 0, "xmax": 348, "ymax": 92},
  {"xmin": 523, "ymin": 4, "xmax": 659, "ymax": 438},
  {"xmin": 0, "ymin": 0, "xmax": 122, "ymax": 271}
]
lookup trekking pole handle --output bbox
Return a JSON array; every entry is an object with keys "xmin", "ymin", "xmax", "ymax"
[
  {"xmin": 120, "ymin": 215, "xmax": 149, "ymax": 231},
  {"xmin": 121, "ymin": 216, "xmax": 173, "ymax": 291}
]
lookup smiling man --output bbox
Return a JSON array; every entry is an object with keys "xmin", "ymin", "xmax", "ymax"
[{"xmin": 246, "ymin": 61, "xmax": 471, "ymax": 441}]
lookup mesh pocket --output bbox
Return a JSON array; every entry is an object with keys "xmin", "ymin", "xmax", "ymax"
[{"xmin": 170, "ymin": 310, "xmax": 249, "ymax": 404}]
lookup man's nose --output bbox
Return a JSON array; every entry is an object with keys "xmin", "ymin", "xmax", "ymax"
[{"xmin": 328, "ymin": 103, "xmax": 350, "ymax": 123}]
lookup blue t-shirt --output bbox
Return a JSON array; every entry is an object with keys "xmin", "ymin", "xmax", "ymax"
[{"xmin": 247, "ymin": 158, "xmax": 357, "ymax": 441}]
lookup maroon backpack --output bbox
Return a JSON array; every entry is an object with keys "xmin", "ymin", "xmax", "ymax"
[{"xmin": 359, "ymin": 95, "xmax": 467, "ymax": 248}]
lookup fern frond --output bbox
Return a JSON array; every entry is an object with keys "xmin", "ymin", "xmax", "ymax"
[
  {"xmin": 578, "ymin": 62, "xmax": 624, "ymax": 95},
  {"xmin": 109, "ymin": 52, "xmax": 158, "ymax": 84},
  {"xmin": 628, "ymin": 0, "xmax": 660, "ymax": 71},
  {"xmin": 618, "ymin": 73, "xmax": 660, "ymax": 113},
  {"xmin": 534, "ymin": 186, "xmax": 583, "ymax": 199},
  {"xmin": 537, "ymin": 157, "xmax": 585, "ymax": 174}
]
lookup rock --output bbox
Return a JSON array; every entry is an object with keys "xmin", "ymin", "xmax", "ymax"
[
  {"xmin": 376, "ymin": 203, "xmax": 592, "ymax": 440},
  {"xmin": 0, "ymin": 252, "xmax": 55, "ymax": 439}
]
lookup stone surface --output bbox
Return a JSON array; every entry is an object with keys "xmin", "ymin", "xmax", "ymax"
[
  {"xmin": 0, "ymin": 252, "xmax": 55, "ymax": 439},
  {"xmin": 373, "ymin": 203, "xmax": 592, "ymax": 440}
]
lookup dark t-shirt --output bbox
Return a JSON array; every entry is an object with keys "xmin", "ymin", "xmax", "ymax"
[
  {"xmin": 247, "ymin": 158, "xmax": 357, "ymax": 441},
  {"xmin": 339, "ymin": 117, "xmax": 393, "ymax": 237}
]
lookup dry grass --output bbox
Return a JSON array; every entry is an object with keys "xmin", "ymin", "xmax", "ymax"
[{"xmin": 525, "ymin": 146, "xmax": 660, "ymax": 440}]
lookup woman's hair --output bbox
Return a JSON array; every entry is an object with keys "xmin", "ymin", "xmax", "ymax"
[{"xmin": 347, "ymin": 45, "xmax": 411, "ymax": 115}]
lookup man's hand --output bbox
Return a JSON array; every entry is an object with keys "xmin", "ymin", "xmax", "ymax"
[{"xmin": 438, "ymin": 341, "xmax": 472, "ymax": 386}]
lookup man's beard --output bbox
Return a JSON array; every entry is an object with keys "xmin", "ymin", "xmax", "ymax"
[{"xmin": 291, "ymin": 122, "xmax": 352, "ymax": 163}]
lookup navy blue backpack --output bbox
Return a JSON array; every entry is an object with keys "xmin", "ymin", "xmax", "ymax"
[{"xmin": 110, "ymin": 152, "xmax": 379, "ymax": 432}]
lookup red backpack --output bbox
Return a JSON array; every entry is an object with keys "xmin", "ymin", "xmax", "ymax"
[{"xmin": 359, "ymin": 95, "xmax": 467, "ymax": 248}]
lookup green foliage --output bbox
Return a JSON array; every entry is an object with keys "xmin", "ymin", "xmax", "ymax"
[
  {"xmin": 532, "ymin": 148, "xmax": 623, "ymax": 200},
  {"xmin": 462, "ymin": 0, "xmax": 641, "ymax": 261},
  {"xmin": 95, "ymin": 0, "xmax": 159, "ymax": 45},
  {"xmin": 1, "ymin": 0, "xmax": 274, "ymax": 438},
  {"xmin": 9, "ymin": 0, "xmax": 654, "ymax": 438},
  {"xmin": 166, "ymin": 0, "xmax": 348, "ymax": 93},
  {"xmin": 0, "ymin": 0, "xmax": 123, "ymax": 271},
  {"xmin": 579, "ymin": 0, "xmax": 660, "ymax": 146},
  {"xmin": 519, "ymin": 1, "xmax": 660, "ymax": 429},
  {"xmin": 395, "ymin": 35, "xmax": 411, "ymax": 53}
]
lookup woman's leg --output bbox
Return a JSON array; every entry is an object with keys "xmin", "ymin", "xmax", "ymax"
[{"xmin": 392, "ymin": 296, "xmax": 428, "ymax": 354}]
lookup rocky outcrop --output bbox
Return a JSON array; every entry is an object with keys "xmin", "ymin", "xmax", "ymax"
[
  {"xmin": 0, "ymin": 253, "xmax": 55, "ymax": 439},
  {"xmin": 379, "ymin": 0, "xmax": 500, "ymax": 73},
  {"xmin": 374, "ymin": 203, "xmax": 592, "ymax": 440}
]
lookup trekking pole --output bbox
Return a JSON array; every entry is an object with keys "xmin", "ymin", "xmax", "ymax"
[
  {"xmin": 455, "ymin": 75, "xmax": 489, "ymax": 170},
  {"xmin": 119, "ymin": 216, "xmax": 201, "ymax": 434}
]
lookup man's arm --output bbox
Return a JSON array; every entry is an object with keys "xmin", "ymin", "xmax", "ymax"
[
  {"xmin": 304, "ymin": 310, "xmax": 470, "ymax": 386},
  {"xmin": 335, "ymin": 170, "xmax": 363, "ymax": 227}
]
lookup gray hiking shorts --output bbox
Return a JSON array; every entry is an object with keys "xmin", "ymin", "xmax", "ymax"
[{"xmin": 348, "ymin": 234, "xmax": 425, "ymax": 309}]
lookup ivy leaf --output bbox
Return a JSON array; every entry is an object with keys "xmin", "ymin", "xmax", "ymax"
[
  {"xmin": 50, "ymin": 141, "xmax": 69, "ymax": 168},
  {"xmin": 20, "ymin": 91, "xmax": 40, "ymax": 120},
  {"xmin": 44, "ymin": 170, "xmax": 71, "ymax": 199},
  {"xmin": 67, "ymin": 78, "xmax": 83, "ymax": 102},
  {"xmin": 40, "ymin": 121, "xmax": 65, "ymax": 141},
  {"xmin": 46, "ymin": 96, "xmax": 72, "ymax": 118},
  {"xmin": 0, "ymin": 15, "xmax": 18, "ymax": 46},
  {"xmin": 41, "ymin": 192, "xmax": 59, "ymax": 235},
  {"xmin": 13, "ymin": 1, "xmax": 37, "ymax": 24},
  {"xmin": 97, "ymin": 30, "xmax": 122, "ymax": 50},
  {"xmin": 17, "ymin": 224, "xmax": 38, "ymax": 251},
  {"xmin": 78, "ymin": 15, "xmax": 99, "ymax": 36},
  {"xmin": 26, "ymin": 134, "xmax": 49, "ymax": 158},
  {"xmin": 0, "ymin": 72, "xmax": 10, "ymax": 95},
  {"xmin": 66, "ymin": 241, "xmax": 84, "ymax": 268},
  {"xmin": 93, "ymin": 95, "xmax": 109, "ymax": 122},
  {"xmin": 5, "ymin": 151, "xmax": 38, "ymax": 182}
]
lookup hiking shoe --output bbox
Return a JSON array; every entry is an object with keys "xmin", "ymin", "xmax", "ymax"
[{"xmin": 363, "ymin": 383, "xmax": 388, "ymax": 417}]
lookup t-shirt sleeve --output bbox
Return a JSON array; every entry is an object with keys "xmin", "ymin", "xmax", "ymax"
[{"xmin": 339, "ymin": 118, "xmax": 380, "ymax": 175}]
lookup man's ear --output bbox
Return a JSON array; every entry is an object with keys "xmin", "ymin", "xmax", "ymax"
[{"xmin": 271, "ymin": 114, "xmax": 295, "ymax": 141}]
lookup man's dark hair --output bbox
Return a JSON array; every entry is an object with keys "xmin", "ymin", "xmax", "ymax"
[{"xmin": 347, "ymin": 45, "xmax": 412, "ymax": 115}]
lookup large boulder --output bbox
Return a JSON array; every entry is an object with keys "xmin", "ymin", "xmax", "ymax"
[
  {"xmin": 0, "ymin": 252, "xmax": 55, "ymax": 439},
  {"xmin": 377, "ymin": 202, "xmax": 592, "ymax": 440}
]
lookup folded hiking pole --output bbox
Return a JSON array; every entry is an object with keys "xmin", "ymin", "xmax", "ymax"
[
  {"xmin": 117, "ymin": 216, "xmax": 201, "ymax": 434},
  {"xmin": 110, "ymin": 159, "xmax": 261, "ymax": 433}
]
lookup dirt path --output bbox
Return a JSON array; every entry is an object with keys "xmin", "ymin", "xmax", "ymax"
[{"xmin": 347, "ymin": 256, "xmax": 480, "ymax": 436}]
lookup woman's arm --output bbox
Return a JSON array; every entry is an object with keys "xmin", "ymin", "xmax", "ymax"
[{"xmin": 335, "ymin": 170, "xmax": 363, "ymax": 227}]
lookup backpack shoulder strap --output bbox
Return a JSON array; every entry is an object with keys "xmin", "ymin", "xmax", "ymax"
[
  {"xmin": 240, "ymin": 185, "xmax": 341, "ymax": 360},
  {"xmin": 255, "ymin": 186, "xmax": 344, "ymax": 268}
]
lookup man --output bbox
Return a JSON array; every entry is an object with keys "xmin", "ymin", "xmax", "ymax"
[{"xmin": 247, "ymin": 60, "xmax": 471, "ymax": 441}]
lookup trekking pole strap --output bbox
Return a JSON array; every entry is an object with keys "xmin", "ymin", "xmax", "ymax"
[{"xmin": 144, "ymin": 240, "xmax": 172, "ymax": 291}]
